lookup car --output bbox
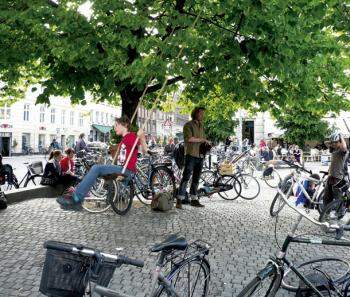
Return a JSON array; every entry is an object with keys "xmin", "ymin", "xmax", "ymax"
[{"xmin": 87, "ymin": 142, "xmax": 108, "ymax": 151}]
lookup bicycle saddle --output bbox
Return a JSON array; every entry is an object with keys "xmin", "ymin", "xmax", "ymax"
[{"xmin": 150, "ymin": 234, "xmax": 188, "ymax": 253}]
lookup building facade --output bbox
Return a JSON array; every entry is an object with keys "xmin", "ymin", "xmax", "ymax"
[{"xmin": 0, "ymin": 89, "xmax": 121, "ymax": 156}]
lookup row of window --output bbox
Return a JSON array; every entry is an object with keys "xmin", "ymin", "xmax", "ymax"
[{"xmin": 0, "ymin": 104, "xmax": 117, "ymax": 127}]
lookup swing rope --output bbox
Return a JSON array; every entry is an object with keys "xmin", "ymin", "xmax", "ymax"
[{"xmin": 113, "ymin": 9, "xmax": 203, "ymax": 176}]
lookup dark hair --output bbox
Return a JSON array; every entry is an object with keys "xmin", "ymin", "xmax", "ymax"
[
  {"xmin": 191, "ymin": 107, "xmax": 206, "ymax": 120},
  {"xmin": 48, "ymin": 150, "xmax": 62, "ymax": 160},
  {"xmin": 115, "ymin": 115, "xmax": 130, "ymax": 129},
  {"xmin": 79, "ymin": 133, "xmax": 85, "ymax": 139},
  {"xmin": 65, "ymin": 148, "xmax": 75, "ymax": 155}
]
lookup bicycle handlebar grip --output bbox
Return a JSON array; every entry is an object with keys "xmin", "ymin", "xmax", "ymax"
[
  {"xmin": 118, "ymin": 255, "xmax": 144, "ymax": 268},
  {"xmin": 43, "ymin": 241, "xmax": 77, "ymax": 253}
]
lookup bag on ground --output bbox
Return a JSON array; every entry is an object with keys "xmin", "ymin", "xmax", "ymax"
[{"xmin": 151, "ymin": 192, "xmax": 174, "ymax": 212}]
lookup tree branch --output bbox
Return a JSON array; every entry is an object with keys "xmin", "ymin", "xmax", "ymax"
[{"xmin": 145, "ymin": 76, "xmax": 184, "ymax": 94}]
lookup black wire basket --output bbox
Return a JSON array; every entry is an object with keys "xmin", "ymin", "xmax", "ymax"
[{"xmin": 40, "ymin": 241, "xmax": 118, "ymax": 297}]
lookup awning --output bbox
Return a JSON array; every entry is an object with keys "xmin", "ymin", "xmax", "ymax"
[{"xmin": 92, "ymin": 124, "xmax": 112, "ymax": 134}]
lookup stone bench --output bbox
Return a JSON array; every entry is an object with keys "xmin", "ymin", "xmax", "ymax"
[{"xmin": 4, "ymin": 184, "xmax": 65, "ymax": 205}]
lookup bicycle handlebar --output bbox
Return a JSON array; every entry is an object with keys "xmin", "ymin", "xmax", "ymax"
[
  {"xmin": 282, "ymin": 159, "xmax": 313, "ymax": 175},
  {"xmin": 44, "ymin": 241, "xmax": 144, "ymax": 268}
]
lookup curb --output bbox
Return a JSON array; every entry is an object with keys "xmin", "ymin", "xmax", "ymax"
[{"xmin": 5, "ymin": 185, "xmax": 64, "ymax": 205}]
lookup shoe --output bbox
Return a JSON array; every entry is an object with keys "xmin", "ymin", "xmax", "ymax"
[
  {"xmin": 182, "ymin": 199, "xmax": 190, "ymax": 205},
  {"xmin": 176, "ymin": 199, "xmax": 183, "ymax": 209},
  {"xmin": 56, "ymin": 195, "xmax": 74, "ymax": 206},
  {"xmin": 190, "ymin": 200, "xmax": 205, "ymax": 207}
]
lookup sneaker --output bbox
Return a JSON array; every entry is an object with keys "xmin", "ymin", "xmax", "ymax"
[
  {"xmin": 176, "ymin": 199, "xmax": 183, "ymax": 209},
  {"xmin": 56, "ymin": 195, "xmax": 74, "ymax": 206},
  {"xmin": 190, "ymin": 200, "xmax": 205, "ymax": 207}
]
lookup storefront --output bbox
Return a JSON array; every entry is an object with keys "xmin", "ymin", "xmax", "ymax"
[{"xmin": 91, "ymin": 124, "xmax": 111, "ymax": 142}]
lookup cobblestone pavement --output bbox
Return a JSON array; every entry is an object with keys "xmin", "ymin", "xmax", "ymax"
[{"xmin": 1, "ymin": 166, "xmax": 349, "ymax": 297}]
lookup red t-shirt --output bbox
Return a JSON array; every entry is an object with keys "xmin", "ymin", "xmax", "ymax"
[{"xmin": 117, "ymin": 133, "xmax": 140, "ymax": 172}]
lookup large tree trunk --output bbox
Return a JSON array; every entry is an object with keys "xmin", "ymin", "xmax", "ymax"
[{"xmin": 120, "ymin": 86, "xmax": 142, "ymax": 125}]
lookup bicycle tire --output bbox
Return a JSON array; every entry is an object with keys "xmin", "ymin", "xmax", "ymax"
[
  {"xmin": 154, "ymin": 257, "xmax": 210, "ymax": 297},
  {"xmin": 150, "ymin": 166, "xmax": 176, "ymax": 197},
  {"xmin": 200, "ymin": 170, "xmax": 216, "ymax": 186},
  {"xmin": 236, "ymin": 173, "xmax": 260, "ymax": 200},
  {"xmin": 264, "ymin": 168, "xmax": 281, "ymax": 188},
  {"xmin": 82, "ymin": 181, "xmax": 114, "ymax": 213},
  {"xmin": 269, "ymin": 173, "xmax": 293, "ymax": 217},
  {"xmin": 108, "ymin": 179, "xmax": 134, "ymax": 216},
  {"xmin": 237, "ymin": 263, "xmax": 282, "ymax": 297},
  {"xmin": 282, "ymin": 257, "xmax": 350, "ymax": 292},
  {"xmin": 316, "ymin": 189, "xmax": 325, "ymax": 214},
  {"xmin": 217, "ymin": 175, "xmax": 242, "ymax": 200},
  {"xmin": 134, "ymin": 165, "xmax": 153, "ymax": 205}
]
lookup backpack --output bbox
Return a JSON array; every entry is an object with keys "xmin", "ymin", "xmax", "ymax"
[
  {"xmin": 151, "ymin": 192, "xmax": 174, "ymax": 212},
  {"xmin": 173, "ymin": 142, "xmax": 185, "ymax": 169}
]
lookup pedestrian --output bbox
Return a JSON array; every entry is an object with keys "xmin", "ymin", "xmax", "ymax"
[
  {"xmin": 176, "ymin": 107, "xmax": 209, "ymax": 209},
  {"xmin": 293, "ymin": 145, "xmax": 302, "ymax": 164},
  {"xmin": 60, "ymin": 148, "xmax": 80, "ymax": 187},
  {"xmin": 323, "ymin": 132, "xmax": 348, "ymax": 206},
  {"xmin": 164, "ymin": 137, "xmax": 175, "ymax": 157},
  {"xmin": 56, "ymin": 116, "xmax": 148, "ymax": 207},
  {"xmin": 75, "ymin": 133, "xmax": 89, "ymax": 157}
]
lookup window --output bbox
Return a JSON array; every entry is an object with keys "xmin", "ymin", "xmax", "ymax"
[
  {"xmin": 79, "ymin": 112, "xmax": 83, "ymax": 127},
  {"xmin": 105, "ymin": 113, "xmax": 108, "ymax": 124},
  {"xmin": 39, "ymin": 106, "xmax": 45, "ymax": 123},
  {"xmin": 70, "ymin": 111, "xmax": 74, "ymax": 126},
  {"xmin": 100, "ymin": 112, "xmax": 103, "ymax": 123},
  {"xmin": 110, "ymin": 114, "xmax": 114, "ymax": 124},
  {"xmin": 50, "ymin": 108, "xmax": 56, "ymax": 124},
  {"xmin": 96, "ymin": 111, "xmax": 99, "ymax": 123},
  {"xmin": 23, "ymin": 104, "xmax": 30, "ymax": 121},
  {"xmin": 90, "ymin": 110, "xmax": 93, "ymax": 123},
  {"xmin": 61, "ymin": 110, "xmax": 66, "ymax": 125},
  {"xmin": 0, "ymin": 104, "xmax": 10, "ymax": 120}
]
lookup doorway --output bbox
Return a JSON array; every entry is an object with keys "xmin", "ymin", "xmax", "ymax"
[
  {"xmin": 242, "ymin": 121, "xmax": 254, "ymax": 145},
  {"xmin": 0, "ymin": 137, "xmax": 10, "ymax": 156}
]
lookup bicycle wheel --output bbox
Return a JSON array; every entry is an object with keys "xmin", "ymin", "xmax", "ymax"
[
  {"xmin": 82, "ymin": 181, "xmax": 113, "ymax": 213},
  {"xmin": 236, "ymin": 173, "xmax": 260, "ymax": 200},
  {"xmin": 108, "ymin": 179, "xmax": 134, "ymax": 215},
  {"xmin": 154, "ymin": 257, "xmax": 210, "ymax": 297},
  {"xmin": 200, "ymin": 170, "xmax": 216, "ymax": 186},
  {"xmin": 134, "ymin": 165, "xmax": 153, "ymax": 205},
  {"xmin": 217, "ymin": 175, "xmax": 242, "ymax": 200},
  {"xmin": 90, "ymin": 177, "xmax": 107, "ymax": 198},
  {"xmin": 150, "ymin": 166, "xmax": 176, "ymax": 197},
  {"xmin": 269, "ymin": 174, "xmax": 293, "ymax": 217},
  {"xmin": 237, "ymin": 264, "xmax": 281, "ymax": 297},
  {"xmin": 316, "ymin": 189, "xmax": 325, "ymax": 214},
  {"xmin": 264, "ymin": 168, "xmax": 281, "ymax": 188},
  {"xmin": 282, "ymin": 257, "xmax": 350, "ymax": 292}
]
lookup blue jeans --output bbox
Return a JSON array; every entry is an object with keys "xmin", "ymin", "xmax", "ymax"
[
  {"xmin": 75, "ymin": 164, "xmax": 133, "ymax": 199},
  {"xmin": 178, "ymin": 155, "xmax": 204, "ymax": 200}
]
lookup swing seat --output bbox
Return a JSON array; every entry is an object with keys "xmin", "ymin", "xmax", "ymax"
[{"xmin": 102, "ymin": 173, "xmax": 127, "ymax": 181}]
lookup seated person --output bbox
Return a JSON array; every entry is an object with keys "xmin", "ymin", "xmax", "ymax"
[
  {"xmin": 57, "ymin": 116, "xmax": 147, "ymax": 206},
  {"xmin": 41, "ymin": 150, "xmax": 63, "ymax": 186},
  {"xmin": 60, "ymin": 148, "xmax": 80, "ymax": 187}
]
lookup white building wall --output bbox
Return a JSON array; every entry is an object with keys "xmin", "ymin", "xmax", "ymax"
[{"xmin": 0, "ymin": 88, "xmax": 121, "ymax": 155}]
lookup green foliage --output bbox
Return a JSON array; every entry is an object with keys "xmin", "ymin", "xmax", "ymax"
[
  {"xmin": 274, "ymin": 106, "xmax": 331, "ymax": 146},
  {"xmin": 0, "ymin": 0, "xmax": 350, "ymax": 123}
]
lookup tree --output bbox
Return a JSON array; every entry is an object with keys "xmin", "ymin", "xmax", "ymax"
[
  {"xmin": 274, "ymin": 105, "xmax": 331, "ymax": 146},
  {"xmin": 1, "ymin": 0, "xmax": 349, "ymax": 122}
]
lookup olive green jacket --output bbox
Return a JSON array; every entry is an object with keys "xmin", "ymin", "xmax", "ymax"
[{"xmin": 183, "ymin": 120, "xmax": 205, "ymax": 158}]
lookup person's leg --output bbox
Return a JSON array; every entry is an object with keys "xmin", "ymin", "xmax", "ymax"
[
  {"xmin": 189, "ymin": 157, "xmax": 205, "ymax": 207},
  {"xmin": 323, "ymin": 179, "xmax": 334, "ymax": 206},
  {"xmin": 178, "ymin": 156, "xmax": 195, "ymax": 200},
  {"xmin": 74, "ymin": 164, "xmax": 124, "ymax": 199}
]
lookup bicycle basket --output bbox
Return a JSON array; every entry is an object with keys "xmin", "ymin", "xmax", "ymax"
[
  {"xmin": 40, "ymin": 241, "xmax": 118, "ymax": 297},
  {"xmin": 29, "ymin": 161, "xmax": 43, "ymax": 175},
  {"xmin": 219, "ymin": 161, "xmax": 235, "ymax": 176}
]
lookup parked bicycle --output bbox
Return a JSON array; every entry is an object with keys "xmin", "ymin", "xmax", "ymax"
[
  {"xmin": 0, "ymin": 161, "xmax": 44, "ymax": 191},
  {"xmin": 237, "ymin": 185, "xmax": 350, "ymax": 297},
  {"xmin": 22, "ymin": 145, "xmax": 34, "ymax": 155},
  {"xmin": 269, "ymin": 160, "xmax": 328, "ymax": 217},
  {"xmin": 40, "ymin": 234, "xmax": 211, "ymax": 297}
]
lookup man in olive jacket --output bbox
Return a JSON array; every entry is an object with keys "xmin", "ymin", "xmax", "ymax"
[{"xmin": 176, "ymin": 107, "xmax": 209, "ymax": 209}]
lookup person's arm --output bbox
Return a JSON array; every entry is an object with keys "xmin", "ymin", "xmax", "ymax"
[
  {"xmin": 137, "ymin": 129, "xmax": 148, "ymax": 153},
  {"xmin": 340, "ymin": 136, "xmax": 347, "ymax": 151}
]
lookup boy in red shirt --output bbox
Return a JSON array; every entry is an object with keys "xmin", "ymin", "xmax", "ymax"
[{"xmin": 57, "ymin": 116, "xmax": 147, "ymax": 206}]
